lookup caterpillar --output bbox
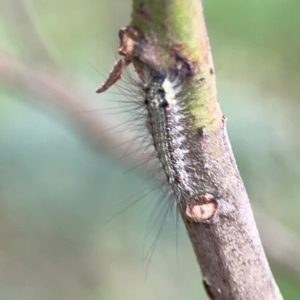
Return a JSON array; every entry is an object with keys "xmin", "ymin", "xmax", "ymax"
[
  {"xmin": 97, "ymin": 65, "xmax": 196, "ymax": 212},
  {"xmin": 142, "ymin": 71, "xmax": 193, "ymax": 203},
  {"xmin": 96, "ymin": 27, "xmax": 215, "ymax": 225}
]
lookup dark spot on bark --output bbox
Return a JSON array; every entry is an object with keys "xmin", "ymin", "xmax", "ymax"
[
  {"xmin": 199, "ymin": 77, "xmax": 205, "ymax": 82},
  {"xmin": 203, "ymin": 279, "xmax": 216, "ymax": 300},
  {"xmin": 172, "ymin": 45, "xmax": 198, "ymax": 78},
  {"xmin": 198, "ymin": 127, "xmax": 206, "ymax": 137},
  {"xmin": 137, "ymin": 3, "xmax": 153, "ymax": 22},
  {"xmin": 210, "ymin": 68, "xmax": 214, "ymax": 75}
]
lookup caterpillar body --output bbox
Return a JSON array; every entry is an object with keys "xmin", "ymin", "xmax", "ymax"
[
  {"xmin": 97, "ymin": 63, "xmax": 197, "ymax": 211},
  {"xmin": 141, "ymin": 71, "xmax": 194, "ymax": 204},
  {"xmin": 95, "ymin": 25, "xmax": 205, "ymax": 214}
]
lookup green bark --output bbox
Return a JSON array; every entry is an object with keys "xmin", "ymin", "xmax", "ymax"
[{"xmin": 131, "ymin": 0, "xmax": 222, "ymax": 131}]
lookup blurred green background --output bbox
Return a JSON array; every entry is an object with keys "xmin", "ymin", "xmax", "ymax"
[{"xmin": 0, "ymin": 0, "xmax": 300, "ymax": 299}]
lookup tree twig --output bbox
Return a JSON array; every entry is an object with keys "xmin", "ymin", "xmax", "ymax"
[
  {"xmin": 126, "ymin": 1, "xmax": 283, "ymax": 299},
  {"xmin": 0, "ymin": 45, "xmax": 289, "ymax": 299},
  {"xmin": 0, "ymin": 12, "xmax": 292, "ymax": 299}
]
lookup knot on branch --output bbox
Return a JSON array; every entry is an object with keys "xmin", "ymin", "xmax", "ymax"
[
  {"xmin": 119, "ymin": 26, "xmax": 198, "ymax": 77},
  {"xmin": 185, "ymin": 193, "xmax": 218, "ymax": 223}
]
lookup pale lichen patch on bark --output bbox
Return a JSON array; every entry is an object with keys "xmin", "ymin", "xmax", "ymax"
[{"xmin": 185, "ymin": 193, "xmax": 218, "ymax": 223}]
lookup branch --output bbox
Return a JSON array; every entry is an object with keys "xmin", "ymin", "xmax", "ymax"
[
  {"xmin": 2, "ymin": 40, "xmax": 295, "ymax": 298},
  {"xmin": 127, "ymin": 1, "xmax": 283, "ymax": 299},
  {"xmin": 1, "ymin": 44, "xmax": 300, "ymax": 297},
  {"xmin": 0, "ymin": 13, "xmax": 292, "ymax": 299},
  {"xmin": 0, "ymin": 2, "xmax": 297, "ymax": 297},
  {"xmin": 0, "ymin": 50, "xmax": 121, "ymax": 155}
]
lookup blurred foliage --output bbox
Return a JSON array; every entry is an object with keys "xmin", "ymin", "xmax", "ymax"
[{"xmin": 0, "ymin": 0, "xmax": 300, "ymax": 299}]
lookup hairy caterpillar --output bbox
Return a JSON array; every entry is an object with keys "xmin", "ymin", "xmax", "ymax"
[
  {"xmin": 142, "ymin": 71, "xmax": 194, "ymax": 202},
  {"xmin": 97, "ymin": 65, "xmax": 196, "ymax": 213},
  {"xmin": 96, "ymin": 27, "xmax": 217, "ymax": 230}
]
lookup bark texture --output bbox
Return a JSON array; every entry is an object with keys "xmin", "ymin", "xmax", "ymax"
[{"xmin": 129, "ymin": 1, "xmax": 283, "ymax": 299}]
